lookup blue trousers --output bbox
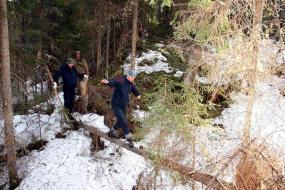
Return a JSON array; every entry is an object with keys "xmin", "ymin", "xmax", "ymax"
[
  {"xmin": 112, "ymin": 104, "xmax": 129, "ymax": 135},
  {"xmin": 63, "ymin": 88, "xmax": 75, "ymax": 113}
]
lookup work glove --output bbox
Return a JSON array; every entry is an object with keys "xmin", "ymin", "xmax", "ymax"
[
  {"xmin": 53, "ymin": 82, "xmax": 57, "ymax": 90},
  {"xmin": 84, "ymin": 75, "xmax": 89, "ymax": 80}
]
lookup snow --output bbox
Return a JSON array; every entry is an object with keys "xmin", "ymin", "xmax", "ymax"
[
  {"xmin": 0, "ymin": 103, "xmax": 148, "ymax": 190},
  {"xmin": 196, "ymin": 38, "xmax": 285, "ymax": 86},
  {"xmin": 123, "ymin": 50, "xmax": 183, "ymax": 77},
  {"xmin": 24, "ymin": 80, "xmax": 49, "ymax": 101},
  {"xmin": 1, "ymin": 41, "xmax": 285, "ymax": 189},
  {"xmin": 73, "ymin": 113, "xmax": 109, "ymax": 133},
  {"xmin": 16, "ymin": 130, "xmax": 146, "ymax": 190},
  {"xmin": 0, "ymin": 93, "xmax": 66, "ymax": 148},
  {"xmin": 155, "ymin": 43, "xmax": 165, "ymax": 48},
  {"xmin": 215, "ymin": 76, "xmax": 285, "ymax": 159}
]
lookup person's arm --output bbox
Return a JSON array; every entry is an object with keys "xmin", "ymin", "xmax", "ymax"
[
  {"xmin": 131, "ymin": 84, "xmax": 141, "ymax": 99},
  {"xmin": 82, "ymin": 59, "xmax": 89, "ymax": 76},
  {"xmin": 53, "ymin": 66, "xmax": 63, "ymax": 83},
  {"xmin": 76, "ymin": 69, "xmax": 84, "ymax": 79},
  {"xmin": 53, "ymin": 65, "xmax": 64, "ymax": 89},
  {"xmin": 101, "ymin": 78, "xmax": 118, "ymax": 87}
]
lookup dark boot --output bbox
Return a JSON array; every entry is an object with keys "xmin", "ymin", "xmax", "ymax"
[
  {"xmin": 125, "ymin": 134, "xmax": 134, "ymax": 148},
  {"xmin": 107, "ymin": 128, "xmax": 119, "ymax": 138}
]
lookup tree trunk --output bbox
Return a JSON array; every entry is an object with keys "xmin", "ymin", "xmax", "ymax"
[
  {"xmin": 105, "ymin": 3, "xmax": 111, "ymax": 78},
  {"xmin": 242, "ymin": 0, "xmax": 265, "ymax": 148},
  {"xmin": 237, "ymin": 1, "xmax": 265, "ymax": 189},
  {"xmin": 113, "ymin": 20, "xmax": 116, "ymax": 59},
  {"xmin": 96, "ymin": 0, "xmax": 103, "ymax": 74},
  {"xmin": 130, "ymin": 0, "xmax": 139, "ymax": 70},
  {"xmin": 92, "ymin": 42, "xmax": 95, "ymax": 76},
  {"xmin": 0, "ymin": 0, "xmax": 20, "ymax": 187}
]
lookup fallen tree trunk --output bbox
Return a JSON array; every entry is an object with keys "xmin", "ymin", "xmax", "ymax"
[{"xmin": 78, "ymin": 122, "xmax": 234, "ymax": 190}]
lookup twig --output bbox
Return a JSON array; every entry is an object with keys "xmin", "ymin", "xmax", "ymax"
[
  {"xmin": 43, "ymin": 64, "xmax": 70, "ymax": 123},
  {"xmin": 205, "ymin": 148, "xmax": 241, "ymax": 190}
]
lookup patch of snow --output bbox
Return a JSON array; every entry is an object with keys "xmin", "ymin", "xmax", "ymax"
[
  {"xmin": 123, "ymin": 50, "xmax": 183, "ymax": 77},
  {"xmin": 174, "ymin": 71, "xmax": 184, "ymax": 78},
  {"xmin": 0, "ymin": 113, "xmax": 63, "ymax": 148},
  {"xmin": 0, "ymin": 93, "xmax": 66, "ymax": 148},
  {"xmin": 195, "ymin": 76, "xmax": 209, "ymax": 84},
  {"xmin": 215, "ymin": 76, "xmax": 285, "ymax": 160},
  {"xmin": 132, "ymin": 110, "xmax": 148, "ymax": 122},
  {"xmin": 155, "ymin": 43, "xmax": 165, "ymax": 48},
  {"xmin": 17, "ymin": 131, "xmax": 147, "ymax": 190},
  {"xmin": 73, "ymin": 113, "xmax": 109, "ymax": 133},
  {"xmin": 0, "ymin": 163, "xmax": 8, "ymax": 189},
  {"xmin": 24, "ymin": 80, "xmax": 49, "ymax": 101},
  {"xmin": 199, "ymin": 39, "xmax": 285, "ymax": 86}
]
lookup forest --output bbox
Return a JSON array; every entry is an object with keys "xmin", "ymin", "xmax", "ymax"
[{"xmin": 1, "ymin": 0, "xmax": 285, "ymax": 189}]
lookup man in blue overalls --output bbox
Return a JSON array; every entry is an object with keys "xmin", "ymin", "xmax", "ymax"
[
  {"xmin": 53, "ymin": 58, "xmax": 83, "ymax": 118},
  {"xmin": 101, "ymin": 70, "xmax": 141, "ymax": 146}
]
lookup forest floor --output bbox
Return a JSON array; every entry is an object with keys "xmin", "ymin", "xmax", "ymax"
[{"xmin": 1, "ymin": 41, "xmax": 285, "ymax": 190}]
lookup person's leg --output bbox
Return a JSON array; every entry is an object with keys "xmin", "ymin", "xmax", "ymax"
[
  {"xmin": 80, "ymin": 80, "xmax": 88, "ymax": 113},
  {"xmin": 69, "ymin": 88, "xmax": 76, "ymax": 113},
  {"xmin": 115, "ymin": 105, "xmax": 129, "ymax": 135},
  {"xmin": 121, "ymin": 105, "xmax": 133, "ymax": 146},
  {"xmin": 63, "ymin": 90, "xmax": 73, "ymax": 120},
  {"xmin": 112, "ymin": 105, "xmax": 122, "ymax": 131},
  {"xmin": 63, "ymin": 90, "xmax": 70, "ymax": 111}
]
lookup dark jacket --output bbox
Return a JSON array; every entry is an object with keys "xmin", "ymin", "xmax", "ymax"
[
  {"xmin": 54, "ymin": 64, "xmax": 81, "ymax": 90},
  {"xmin": 108, "ymin": 76, "xmax": 140, "ymax": 107}
]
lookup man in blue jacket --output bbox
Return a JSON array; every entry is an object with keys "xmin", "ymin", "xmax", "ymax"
[
  {"xmin": 53, "ymin": 58, "xmax": 84, "ymax": 116},
  {"xmin": 101, "ymin": 70, "xmax": 141, "ymax": 146}
]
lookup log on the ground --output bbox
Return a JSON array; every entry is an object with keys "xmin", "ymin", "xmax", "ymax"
[{"xmin": 79, "ymin": 122, "xmax": 234, "ymax": 190}]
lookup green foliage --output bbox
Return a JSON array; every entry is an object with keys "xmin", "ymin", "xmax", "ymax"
[
  {"xmin": 142, "ymin": 0, "xmax": 174, "ymax": 37},
  {"xmin": 148, "ymin": 0, "xmax": 173, "ymax": 8},
  {"xmin": 142, "ymin": 75, "xmax": 210, "ymax": 134},
  {"xmin": 189, "ymin": 0, "xmax": 212, "ymax": 8},
  {"xmin": 173, "ymin": 0, "xmax": 231, "ymax": 44},
  {"xmin": 9, "ymin": 0, "xmax": 91, "ymax": 66},
  {"xmin": 162, "ymin": 47, "xmax": 186, "ymax": 71}
]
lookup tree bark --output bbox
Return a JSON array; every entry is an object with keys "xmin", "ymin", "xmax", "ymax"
[
  {"xmin": 96, "ymin": 0, "xmax": 103, "ymax": 74},
  {"xmin": 237, "ymin": 1, "xmax": 265, "ymax": 189},
  {"xmin": 0, "ymin": 0, "xmax": 20, "ymax": 187},
  {"xmin": 130, "ymin": 0, "xmax": 139, "ymax": 70},
  {"xmin": 105, "ymin": 3, "xmax": 111, "ymax": 78},
  {"xmin": 242, "ymin": 0, "xmax": 265, "ymax": 148}
]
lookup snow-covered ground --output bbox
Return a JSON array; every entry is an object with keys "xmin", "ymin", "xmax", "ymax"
[
  {"xmin": 1, "ymin": 96, "xmax": 149, "ymax": 190},
  {"xmin": 123, "ymin": 50, "xmax": 183, "ymax": 77},
  {"xmin": 17, "ymin": 130, "xmax": 146, "ymax": 190},
  {"xmin": 215, "ymin": 76, "xmax": 285, "ymax": 159},
  {"xmin": 1, "ymin": 46, "xmax": 285, "ymax": 189},
  {"xmin": 1, "ymin": 92, "xmax": 65, "ymax": 149}
]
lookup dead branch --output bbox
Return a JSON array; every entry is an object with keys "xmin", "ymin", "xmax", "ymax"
[{"xmin": 205, "ymin": 148, "xmax": 241, "ymax": 190}]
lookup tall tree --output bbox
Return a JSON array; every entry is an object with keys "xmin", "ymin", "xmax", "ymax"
[
  {"xmin": 0, "ymin": 0, "xmax": 19, "ymax": 188},
  {"xmin": 105, "ymin": 1, "xmax": 111, "ymax": 78},
  {"xmin": 130, "ymin": 0, "xmax": 138, "ymax": 69},
  {"xmin": 96, "ymin": 0, "xmax": 103, "ymax": 74},
  {"xmin": 243, "ymin": 0, "xmax": 265, "ymax": 148},
  {"xmin": 237, "ymin": 1, "xmax": 265, "ymax": 189}
]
